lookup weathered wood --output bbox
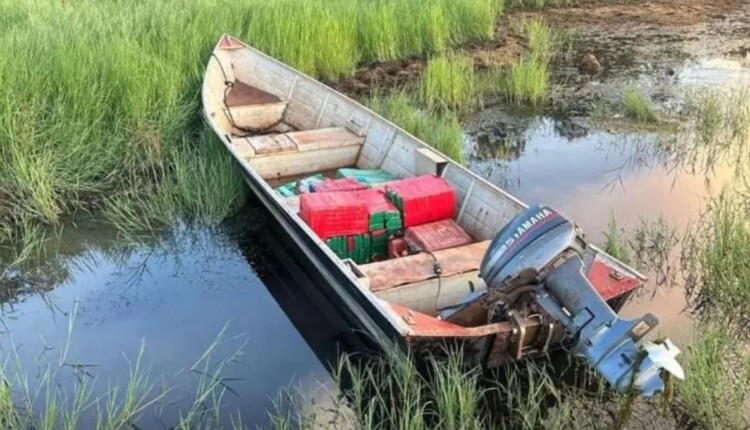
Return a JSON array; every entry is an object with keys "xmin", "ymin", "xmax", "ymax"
[
  {"xmin": 361, "ymin": 241, "xmax": 490, "ymax": 292},
  {"xmin": 246, "ymin": 134, "xmax": 297, "ymax": 155},
  {"xmin": 374, "ymin": 271, "xmax": 486, "ymax": 315},
  {"xmin": 226, "ymin": 80, "xmax": 282, "ymax": 107},
  {"xmin": 228, "ymin": 103, "xmax": 286, "ymax": 130},
  {"xmin": 286, "ymin": 127, "xmax": 364, "ymax": 152},
  {"xmin": 247, "ymin": 145, "xmax": 360, "ymax": 179}
]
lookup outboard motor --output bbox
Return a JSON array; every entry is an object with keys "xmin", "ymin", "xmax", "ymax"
[{"xmin": 448, "ymin": 204, "xmax": 684, "ymax": 395}]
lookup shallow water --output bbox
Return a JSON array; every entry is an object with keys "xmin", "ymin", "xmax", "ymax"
[{"xmin": 0, "ymin": 210, "xmax": 346, "ymax": 427}]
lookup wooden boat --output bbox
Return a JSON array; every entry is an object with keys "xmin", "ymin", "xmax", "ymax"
[{"xmin": 201, "ymin": 35, "xmax": 646, "ymax": 367}]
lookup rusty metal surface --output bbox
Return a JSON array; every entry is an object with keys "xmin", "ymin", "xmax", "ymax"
[
  {"xmin": 226, "ymin": 80, "xmax": 282, "ymax": 107},
  {"xmin": 363, "ymin": 241, "xmax": 490, "ymax": 292},
  {"xmin": 587, "ymin": 255, "xmax": 641, "ymax": 300}
]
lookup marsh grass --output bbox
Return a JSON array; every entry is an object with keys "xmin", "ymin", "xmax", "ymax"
[
  {"xmin": 369, "ymin": 92, "xmax": 464, "ymax": 163},
  {"xmin": 629, "ymin": 215, "xmax": 680, "ymax": 288},
  {"xmin": 682, "ymin": 190, "xmax": 750, "ymax": 326},
  {"xmin": 420, "ymin": 53, "xmax": 480, "ymax": 112},
  {"xmin": 677, "ymin": 89, "xmax": 750, "ymax": 169},
  {"xmin": 623, "ymin": 86, "xmax": 657, "ymax": 123},
  {"xmin": 101, "ymin": 133, "xmax": 248, "ymax": 236},
  {"xmin": 0, "ymin": 0, "xmax": 505, "ymax": 243},
  {"xmin": 501, "ymin": 19, "xmax": 554, "ymax": 106},
  {"xmin": 603, "ymin": 212, "xmax": 631, "ymax": 264},
  {"xmin": 0, "ymin": 322, "xmax": 249, "ymax": 430},
  {"xmin": 678, "ymin": 324, "xmax": 750, "ymax": 430},
  {"xmin": 267, "ymin": 351, "xmax": 648, "ymax": 430}
]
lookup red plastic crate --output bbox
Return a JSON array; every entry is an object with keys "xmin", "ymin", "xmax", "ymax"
[
  {"xmin": 404, "ymin": 219, "xmax": 473, "ymax": 252},
  {"xmin": 386, "ymin": 175, "xmax": 456, "ymax": 227},
  {"xmin": 353, "ymin": 189, "xmax": 399, "ymax": 214},
  {"xmin": 311, "ymin": 178, "xmax": 367, "ymax": 193},
  {"xmin": 300, "ymin": 192, "xmax": 369, "ymax": 239}
]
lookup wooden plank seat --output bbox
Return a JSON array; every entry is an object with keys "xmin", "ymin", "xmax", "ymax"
[
  {"xmin": 361, "ymin": 241, "xmax": 490, "ymax": 292},
  {"xmin": 286, "ymin": 127, "xmax": 364, "ymax": 152},
  {"xmin": 232, "ymin": 126, "xmax": 365, "ymax": 159}
]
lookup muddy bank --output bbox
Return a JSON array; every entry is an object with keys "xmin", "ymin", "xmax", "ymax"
[{"xmin": 329, "ymin": 0, "xmax": 749, "ymax": 103}]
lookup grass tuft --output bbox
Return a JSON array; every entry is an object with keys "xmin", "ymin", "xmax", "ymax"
[
  {"xmin": 623, "ymin": 86, "xmax": 657, "ymax": 123},
  {"xmin": 501, "ymin": 19, "xmax": 553, "ymax": 106},
  {"xmin": 603, "ymin": 212, "xmax": 631, "ymax": 264},
  {"xmin": 678, "ymin": 324, "xmax": 750, "ymax": 430},
  {"xmin": 420, "ymin": 53, "xmax": 479, "ymax": 111}
]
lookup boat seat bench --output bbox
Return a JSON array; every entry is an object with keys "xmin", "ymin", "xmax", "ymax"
[
  {"xmin": 232, "ymin": 126, "xmax": 365, "ymax": 158},
  {"xmin": 360, "ymin": 241, "xmax": 490, "ymax": 292}
]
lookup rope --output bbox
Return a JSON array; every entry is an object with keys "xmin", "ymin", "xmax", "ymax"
[{"xmin": 209, "ymin": 53, "xmax": 282, "ymax": 137}]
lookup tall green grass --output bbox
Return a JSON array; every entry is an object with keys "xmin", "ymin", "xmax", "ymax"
[
  {"xmin": 420, "ymin": 53, "xmax": 480, "ymax": 111},
  {"xmin": 268, "ymin": 351, "xmax": 649, "ymax": 430},
  {"xmin": 678, "ymin": 324, "xmax": 750, "ymax": 430},
  {"xmin": 603, "ymin": 213, "xmax": 631, "ymax": 264},
  {"xmin": 369, "ymin": 92, "xmax": 465, "ymax": 164},
  {"xmin": 683, "ymin": 190, "xmax": 750, "ymax": 325},
  {"xmin": 502, "ymin": 19, "xmax": 554, "ymax": 106},
  {"xmin": 623, "ymin": 86, "xmax": 657, "ymax": 123},
  {"xmin": 0, "ymin": 0, "xmax": 506, "ymax": 241}
]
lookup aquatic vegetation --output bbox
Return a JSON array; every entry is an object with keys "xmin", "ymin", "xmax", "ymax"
[
  {"xmin": 103, "ymin": 133, "xmax": 249, "ymax": 235},
  {"xmin": 683, "ymin": 190, "xmax": 750, "ymax": 325},
  {"xmin": 0, "ymin": 324, "xmax": 248, "ymax": 429},
  {"xmin": 629, "ymin": 215, "xmax": 680, "ymax": 288},
  {"xmin": 622, "ymin": 87, "xmax": 657, "ymax": 123},
  {"xmin": 526, "ymin": 18, "xmax": 556, "ymax": 64},
  {"xmin": 504, "ymin": 59, "xmax": 550, "ymax": 106},
  {"xmin": 678, "ymin": 324, "xmax": 750, "ymax": 430},
  {"xmin": 369, "ymin": 92, "xmax": 465, "ymax": 164},
  {"xmin": 420, "ymin": 53, "xmax": 480, "ymax": 111},
  {"xmin": 679, "ymin": 89, "xmax": 750, "ymax": 168},
  {"xmin": 267, "ymin": 351, "xmax": 655, "ymax": 430},
  {"xmin": 501, "ymin": 19, "xmax": 553, "ymax": 106},
  {"xmin": 603, "ymin": 212, "xmax": 631, "ymax": 264}
]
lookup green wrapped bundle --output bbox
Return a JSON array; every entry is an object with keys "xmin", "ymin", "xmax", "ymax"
[
  {"xmin": 336, "ymin": 168, "xmax": 395, "ymax": 186},
  {"xmin": 326, "ymin": 233, "xmax": 372, "ymax": 264}
]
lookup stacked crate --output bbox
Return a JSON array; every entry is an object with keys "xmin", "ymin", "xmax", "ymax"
[
  {"xmin": 386, "ymin": 175, "xmax": 456, "ymax": 228},
  {"xmin": 301, "ymin": 189, "xmax": 402, "ymax": 264}
]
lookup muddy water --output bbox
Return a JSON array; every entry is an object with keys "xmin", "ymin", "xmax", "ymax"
[{"xmin": 0, "ymin": 208, "xmax": 346, "ymax": 428}]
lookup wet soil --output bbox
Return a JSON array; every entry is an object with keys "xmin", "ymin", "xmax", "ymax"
[{"xmin": 329, "ymin": 0, "xmax": 750, "ymax": 100}]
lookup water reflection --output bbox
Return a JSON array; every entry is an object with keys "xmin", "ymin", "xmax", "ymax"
[
  {"xmin": 464, "ymin": 109, "xmax": 736, "ymax": 344},
  {"xmin": 0, "ymin": 205, "xmax": 346, "ymax": 428}
]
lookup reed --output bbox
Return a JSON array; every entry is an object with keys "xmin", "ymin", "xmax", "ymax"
[
  {"xmin": 369, "ymin": 92, "xmax": 465, "ymax": 164},
  {"xmin": 501, "ymin": 19, "xmax": 553, "ymax": 106},
  {"xmin": 420, "ymin": 53, "xmax": 480, "ymax": 111},
  {"xmin": 603, "ymin": 212, "xmax": 631, "ymax": 264},
  {"xmin": 623, "ymin": 87, "xmax": 657, "ymax": 123},
  {"xmin": 678, "ymin": 324, "xmax": 750, "ymax": 430},
  {"xmin": 683, "ymin": 190, "xmax": 750, "ymax": 325},
  {"xmin": 0, "ymin": 0, "xmax": 504, "ymax": 243}
]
